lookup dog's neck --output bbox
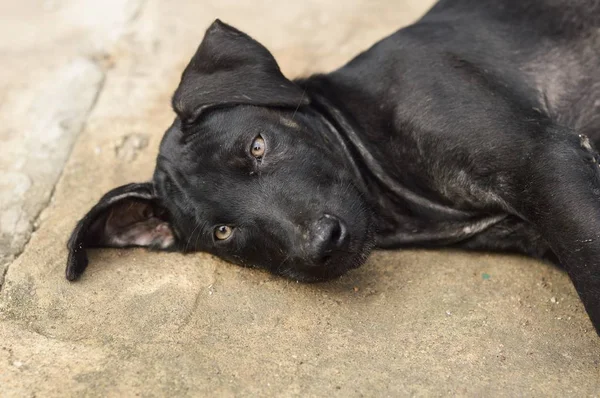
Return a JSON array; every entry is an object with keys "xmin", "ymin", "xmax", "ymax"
[{"xmin": 298, "ymin": 74, "xmax": 484, "ymax": 242}]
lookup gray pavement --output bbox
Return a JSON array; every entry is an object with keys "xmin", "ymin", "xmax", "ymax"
[{"xmin": 1, "ymin": 0, "xmax": 599, "ymax": 396}]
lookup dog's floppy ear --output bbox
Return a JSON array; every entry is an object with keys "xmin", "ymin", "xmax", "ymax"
[
  {"xmin": 172, "ymin": 19, "xmax": 309, "ymax": 124},
  {"xmin": 66, "ymin": 182, "xmax": 176, "ymax": 281}
]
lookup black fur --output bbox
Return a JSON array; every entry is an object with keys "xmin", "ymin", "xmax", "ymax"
[{"xmin": 66, "ymin": 0, "xmax": 600, "ymax": 335}]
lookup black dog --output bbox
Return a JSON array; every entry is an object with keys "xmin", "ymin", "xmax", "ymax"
[{"xmin": 66, "ymin": 0, "xmax": 600, "ymax": 335}]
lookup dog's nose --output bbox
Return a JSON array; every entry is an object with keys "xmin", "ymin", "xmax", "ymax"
[{"xmin": 308, "ymin": 214, "xmax": 348, "ymax": 264}]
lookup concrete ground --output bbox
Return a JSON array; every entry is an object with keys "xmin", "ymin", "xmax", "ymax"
[{"xmin": 0, "ymin": 0, "xmax": 599, "ymax": 396}]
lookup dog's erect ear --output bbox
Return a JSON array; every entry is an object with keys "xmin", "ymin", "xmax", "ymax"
[
  {"xmin": 172, "ymin": 19, "xmax": 309, "ymax": 124},
  {"xmin": 66, "ymin": 182, "xmax": 176, "ymax": 281}
]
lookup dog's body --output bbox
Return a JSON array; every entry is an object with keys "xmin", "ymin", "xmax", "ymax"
[
  {"xmin": 67, "ymin": 0, "xmax": 600, "ymax": 335},
  {"xmin": 303, "ymin": 0, "xmax": 600, "ymax": 251}
]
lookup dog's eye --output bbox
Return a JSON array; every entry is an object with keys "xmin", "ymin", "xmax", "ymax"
[
  {"xmin": 214, "ymin": 225, "xmax": 233, "ymax": 240},
  {"xmin": 250, "ymin": 135, "xmax": 265, "ymax": 159}
]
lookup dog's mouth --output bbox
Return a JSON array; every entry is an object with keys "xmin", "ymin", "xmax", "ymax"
[
  {"xmin": 276, "ymin": 247, "xmax": 374, "ymax": 283},
  {"xmin": 272, "ymin": 216, "xmax": 376, "ymax": 283}
]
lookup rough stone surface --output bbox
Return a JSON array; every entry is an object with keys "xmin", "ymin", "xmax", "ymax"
[
  {"xmin": 1, "ymin": 1, "xmax": 599, "ymax": 396},
  {"xmin": 0, "ymin": 0, "xmax": 147, "ymax": 283}
]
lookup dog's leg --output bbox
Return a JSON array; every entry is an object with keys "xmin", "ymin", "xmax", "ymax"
[
  {"xmin": 454, "ymin": 216, "xmax": 559, "ymax": 265},
  {"xmin": 501, "ymin": 130, "xmax": 600, "ymax": 333}
]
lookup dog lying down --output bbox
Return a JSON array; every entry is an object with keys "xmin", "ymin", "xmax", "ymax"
[{"xmin": 66, "ymin": 0, "xmax": 600, "ymax": 335}]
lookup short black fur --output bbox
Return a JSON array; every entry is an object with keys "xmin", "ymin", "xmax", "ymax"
[{"xmin": 66, "ymin": 2, "xmax": 600, "ymax": 335}]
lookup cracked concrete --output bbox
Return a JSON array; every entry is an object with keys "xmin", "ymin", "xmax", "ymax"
[
  {"xmin": 0, "ymin": 58, "xmax": 105, "ymax": 284},
  {"xmin": 0, "ymin": 0, "xmax": 145, "ymax": 285},
  {"xmin": 1, "ymin": 0, "xmax": 599, "ymax": 396}
]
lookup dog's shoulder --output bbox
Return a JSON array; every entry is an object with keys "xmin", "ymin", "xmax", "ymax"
[{"xmin": 424, "ymin": 0, "xmax": 600, "ymax": 39}]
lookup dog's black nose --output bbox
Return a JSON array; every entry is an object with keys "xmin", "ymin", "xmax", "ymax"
[{"xmin": 309, "ymin": 214, "xmax": 348, "ymax": 264}]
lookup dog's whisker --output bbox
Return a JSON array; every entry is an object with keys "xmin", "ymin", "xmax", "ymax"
[
  {"xmin": 291, "ymin": 87, "xmax": 307, "ymax": 121},
  {"xmin": 185, "ymin": 221, "xmax": 203, "ymax": 252}
]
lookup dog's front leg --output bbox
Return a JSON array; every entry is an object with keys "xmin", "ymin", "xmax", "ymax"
[{"xmin": 504, "ymin": 130, "xmax": 600, "ymax": 334}]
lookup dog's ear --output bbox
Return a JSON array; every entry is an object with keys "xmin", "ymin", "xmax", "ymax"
[
  {"xmin": 66, "ymin": 182, "xmax": 176, "ymax": 281},
  {"xmin": 172, "ymin": 19, "xmax": 309, "ymax": 124}
]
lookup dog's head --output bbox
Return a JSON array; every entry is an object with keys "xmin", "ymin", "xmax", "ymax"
[{"xmin": 66, "ymin": 20, "xmax": 374, "ymax": 282}]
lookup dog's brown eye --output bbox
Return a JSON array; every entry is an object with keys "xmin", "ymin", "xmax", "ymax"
[
  {"xmin": 251, "ymin": 136, "xmax": 265, "ymax": 158},
  {"xmin": 214, "ymin": 225, "xmax": 233, "ymax": 240}
]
